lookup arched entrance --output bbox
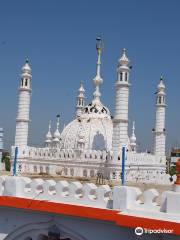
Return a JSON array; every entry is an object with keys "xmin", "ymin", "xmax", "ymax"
[{"xmin": 4, "ymin": 221, "xmax": 87, "ymax": 240}]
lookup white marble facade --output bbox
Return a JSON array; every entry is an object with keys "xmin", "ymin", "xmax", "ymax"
[{"xmin": 11, "ymin": 38, "xmax": 169, "ymax": 184}]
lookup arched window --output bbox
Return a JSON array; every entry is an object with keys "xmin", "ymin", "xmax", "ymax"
[
  {"xmin": 46, "ymin": 166, "xmax": 49, "ymax": 174},
  {"xmin": 64, "ymin": 168, "xmax": 68, "ymax": 175},
  {"xmin": 112, "ymin": 172, "xmax": 116, "ymax": 179},
  {"xmin": 120, "ymin": 72, "xmax": 123, "ymax": 81},
  {"xmin": 40, "ymin": 166, "xmax": 43, "ymax": 173},
  {"xmin": 159, "ymin": 96, "xmax": 161, "ymax": 104},
  {"xmin": 90, "ymin": 170, "xmax": 94, "ymax": 177},
  {"xmin": 70, "ymin": 168, "xmax": 74, "ymax": 176},
  {"xmin": 83, "ymin": 169, "xmax": 87, "ymax": 177},
  {"xmin": 25, "ymin": 79, "xmax": 28, "ymax": 86},
  {"xmin": 125, "ymin": 72, "xmax": 128, "ymax": 81},
  {"xmin": 34, "ymin": 166, "xmax": 37, "ymax": 173}
]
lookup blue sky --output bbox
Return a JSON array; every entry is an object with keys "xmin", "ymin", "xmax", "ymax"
[{"xmin": 0, "ymin": 0, "xmax": 180, "ymax": 151}]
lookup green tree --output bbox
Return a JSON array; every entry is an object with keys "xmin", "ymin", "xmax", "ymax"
[{"xmin": 2, "ymin": 152, "xmax": 11, "ymax": 171}]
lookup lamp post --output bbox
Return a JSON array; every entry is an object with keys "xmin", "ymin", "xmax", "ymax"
[
  {"xmin": 121, "ymin": 145, "xmax": 126, "ymax": 185},
  {"xmin": 13, "ymin": 147, "xmax": 18, "ymax": 176}
]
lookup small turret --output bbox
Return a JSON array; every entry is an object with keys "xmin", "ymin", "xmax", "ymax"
[
  {"xmin": 130, "ymin": 121, "xmax": 136, "ymax": 152},
  {"xmin": 45, "ymin": 121, "xmax": 52, "ymax": 147},
  {"xmin": 52, "ymin": 115, "xmax": 61, "ymax": 148},
  {"xmin": 76, "ymin": 82, "xmax": 85, "ymax": 117}
]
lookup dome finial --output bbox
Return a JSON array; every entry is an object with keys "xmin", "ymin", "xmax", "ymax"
[
  {"xmin": 93, "ymin": 36, "xmax": 103, "ymax": 102},
  {"xmin": 160, "ymin": 74, "xmax": 163, "ymax": 81},
  {"xmin": 123, "ymin": 48, "xmax": 126, "ymax": 54},
  {"xmin": 53, "ymin": 114, "xmax": 61, "ymax": 147},
  {"xmin": 56, "ymin": 114, "xmax": 60, "ymax": 129},
  {"xmin": 48, "ymin": 120, "xmax": 51, "ymax": 131},
  {"xmin": 119, "ymin": 48, "xmax": 129, "ymax": 65},
  {"xmin": 157, "ymin": 74, "xmax": 165, "ymax": 90}
]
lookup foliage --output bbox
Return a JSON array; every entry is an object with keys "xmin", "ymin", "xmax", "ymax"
[
  {"xmin": 2, "ymin": 152, "xmax": 11, "ymax": 171},
  {"xmin": 169, "ymin": 165, "xmax": 176, "ymax": 177}
]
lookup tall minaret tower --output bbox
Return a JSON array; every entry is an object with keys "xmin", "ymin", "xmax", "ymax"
[
  {"xmin": 15, "ymin": 60, "xmax": 32, "ymax": 147},
  {"xmin": 153, "ymin": 76, "xmax": 166, "ymax": 156},
  {"xmin": 112, "ymin": 49, "xmax": 131, "ymax": 153},
  {"xmin": 76, "ymin": 83, "xmax": 85, "ymax": 117}
]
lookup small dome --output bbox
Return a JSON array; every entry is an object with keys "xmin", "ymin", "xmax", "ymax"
[
  {"xmin": 22, "ymin": 59, "xmax": 31, "ymax": 73},
  {"xmin": 79, "ymin": 83, "xmax": 85, "ymax": 93},
  {"xmin": 130, "ymin": 134, "xmax": 136, "ymax": 143},
  {"xmin": 158, "ymin": 80, "xmax": 165, "ymax": 90},
  {"xmin": 53, "ymin": 129, "xmax": 61, "ymax": 139},
  {"xmin": 118, "ymin": 49, "xmax": 129, "ymax": 66},
  {"xmin": 46, "ymin": 131, "xmax": 52, "ymax": 140}
]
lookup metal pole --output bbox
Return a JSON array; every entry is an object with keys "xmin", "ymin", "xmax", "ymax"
[
  {"xmin": 121, "ymin": 146, "xmax": 126, "ymax": 185},
  {"xmin": 13, "ymin": 147, "xmax": 18, "ymax": 176}
]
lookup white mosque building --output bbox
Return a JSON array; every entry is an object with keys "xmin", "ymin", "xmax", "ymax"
[{"xmin": 11, "ymin": 38, "xmax": 169, "ymax": 183}]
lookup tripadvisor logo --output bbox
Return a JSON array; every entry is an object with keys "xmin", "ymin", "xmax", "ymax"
[
  {"xmin": 135, "ymin": 227, "xmax": 174, "ymax": 235},
  {"xmin": 135, "ymin": 227, "xmax": 144, "ymax": 236}
]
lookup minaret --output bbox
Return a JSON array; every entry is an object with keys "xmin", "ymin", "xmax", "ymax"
[
  {"xmin": 52, "ymin": 115, "xmax": 61, "ymax": 148},
  {"xmin": 45, "ymin": 121, "xmax": 52, "ymax": 147},
  {"xmin": 0, "ymin": 128, "xmax": 4, "ymax": 170},
  {"xmin": 130, "ymin": 121, "xmax": 136, "ymax": 152},
  {"xmin": 153, "ymin": 76, "xmax": 166, "ymax": 156},
  {"xmin": 15, "ymin": 59, "xmax": 32, "ymax": 147},
  {"xmin": 92, "ymin": 36, "xmax": 103, "ymax": 104},
  {"xmin": 112, "ymin": 49, "xmax": 131, "ymax": 153},
  {"xmin": 76, "ymin": 82, "xmax": 85, "ymax": 117}
]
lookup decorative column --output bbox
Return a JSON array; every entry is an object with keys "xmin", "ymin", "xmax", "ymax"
[
  {"xmin": 112, "ymin": 49, "xmax": 131, "ymax": 153},
  {"xmin": 76, "ymin": 83, "xmax": 85, "ymax": 117},
  {"xmin": 15, "ymin": 60, "xmax": 32, "ymax": 147},
  {"xmin": 153, "ymin": 76, "xmax": 166, "ymax": 156}
]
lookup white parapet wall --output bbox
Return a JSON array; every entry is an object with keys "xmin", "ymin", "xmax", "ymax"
[
  {"xmin": 0, "ymin": 176, "xmax": 111, "ymax": 209},
  {"xmin": 0, "ymin": 175, "xmax": 180, "ymax": 223}
]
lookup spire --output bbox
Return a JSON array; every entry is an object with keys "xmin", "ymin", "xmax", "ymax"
[
  {"xmin": 93, "ymin": 36, "xmax": 103, "ymax": 103},
  {"xmin": 131, "ymin": 121, "xmax": 136, "ymax": 140},
  {"xmin": 45, "ymin": 120, "xmax": 52, "ymax": 147},
  {"xmin": 53, "ymin": 114, "xmax": 61, "ymax": 148},
  {"xmin": 130, "ymin": 121, "xmax": 136, "ymax": 152},
  {"xmin": 46, "ymin": 120, "xmax": 52, "ymax": 139}
]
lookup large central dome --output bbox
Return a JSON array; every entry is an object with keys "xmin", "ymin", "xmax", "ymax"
[
  {"xmin": 60, "ymin": 114, "xmax": 113, "ymax": 151},
  {"xmin": 60, "ymin": 95, "xmax": 113, "ymax": 151}
]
